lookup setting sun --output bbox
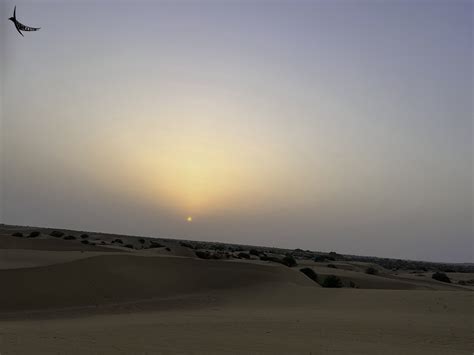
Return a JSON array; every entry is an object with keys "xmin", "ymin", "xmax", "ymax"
[{"xmin": 187, "ymin": 216, "xmax": 193, "ymax": 222}]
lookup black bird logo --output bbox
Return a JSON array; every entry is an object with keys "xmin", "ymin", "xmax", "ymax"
[{"xmin": 9, "ymin": 6, "xmax": 40, "ymax": 37}]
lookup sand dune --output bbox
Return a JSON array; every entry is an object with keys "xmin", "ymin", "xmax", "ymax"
[
  {"xmin": 0, "ymin": 227, "xmax": 472, "ymax": 354},
  {"xmin": 0, "ymin": 254, "xmax": 315, "ymax": 314}
]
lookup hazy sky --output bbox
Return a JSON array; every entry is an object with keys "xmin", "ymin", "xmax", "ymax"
[{"xmin": 1, "ymin": 0, "xmax": 472, "ymax": 262}]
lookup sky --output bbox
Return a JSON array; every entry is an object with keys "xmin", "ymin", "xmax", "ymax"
[{"xmin": 0, "ymin": 0, "xmax": 472, "ymax": 262}]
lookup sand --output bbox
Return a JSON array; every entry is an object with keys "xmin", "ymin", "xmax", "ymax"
[{"xmin": 0, "ymin": 228, "xmax": 472, "ymax": 354}]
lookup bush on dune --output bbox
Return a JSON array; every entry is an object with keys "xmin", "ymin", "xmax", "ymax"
[
  {"xmin": 300, "ymin": 268, "xmax": 318, "ymax": 282},
  {"xmin": 237, "ymin": 252, "xmax": 251, "ymax": 259},
  {"xmin": 282, "ymin": 255, "xmax": 297, "ymax": 267},
  {"xmin": 179, "ymin": 241, "xmax": 195, "ymax": 249},
  {"xmin": 195, "ymin": 251, "xmax": 212, "ymax": 259},
  {"xmin": 64, "ymin": 235, "xmax": 76, "ymax": 240},
  {"xmin": 321, "ymin": 275, "xmax": 343, "ymax": 288},
  {"xmin": 432, "ymin": 272, "xmax": 451, "ymax": 283},
  {"xmin": 80, "ymin": 234, "xmax": 89, "ymax": 239},
  {"xmin": 12, "ymin": 232, "xmax": 23, "ymax": 237},
  {"xmin": 28, "ymin": 231, "xmax": 41, "ymax": 238},
  {"xmin": 148, "ymin": 242, "xmax": 164, "ymax": 249},
  {"xmin": 50, "ymin": 231, "xmax": 64, "ymax": 238},
  {"xmin": 366, "ymin": 266, "xmax": 378, "ymax": 275}
]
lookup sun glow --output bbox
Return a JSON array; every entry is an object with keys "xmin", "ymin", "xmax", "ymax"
[{"xmin": 187, "ymin": 216, "xmax": 192, "ymax": 222}]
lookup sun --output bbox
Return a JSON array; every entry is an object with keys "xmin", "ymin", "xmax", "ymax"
[{"xmin": 186, "ymin": 216, "xmax": 193, "ymax": 222}]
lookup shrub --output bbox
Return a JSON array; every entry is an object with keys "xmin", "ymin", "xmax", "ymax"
[
  {"xmin": 238, "ymin": 252, "xmax": 251, "ymax": 259},
  {"xmin": 81, "ymin": 240, "xmax": 89, "ymax": 245},
  {"xmin": 327, "ymin": 264, "xmax": 337, "ymax": 269},
  {"xmin": 366, "ymin": 266, "xmax": 378, "ymax": 275},
  {"xmin": 300, "ymin": 268, "xmax": 318, "ymax": 282},
  {"xmin": 282, "ymin": 255, "xmax": 297, "ymax": 267},
  {"xmin": 180, "ymin": 241, "xmax": 194, "ymax": 249},
  {"xmin": 165, "ymin": 247, "xmax": 171, "ymax": 251},
  {"xmin": 314, "ymin": 255, "xmax": 326, "ymax": 262},
  {"xmin": 139, "ymin": 238, "xmax": 145, "ymax": 244},
  {"xmin": 80, "ymin": 234, "xmax": 89, "ymax": 239},
  {"xmin": 12, "ymin": 232, "xmax": 23, "ymax": 237},
  {"xmin": 28, "ymin": 231, "xmax": 40, "ymax": 238},
  {"xmin": 249, "ymin": 249, "xmax": 260, "ymax": 256},
  {"xmin": 322, "ymin": 275, "xmax": 343, "ymax": 288},
  {"xmin": 124, "ymin": 244, "xmax": 134, "ymax": 249},
  {"xmin": 112, "ymin": 238, "xmax": 123, "ymax": 244},
  {"xmin": 64, "ymin": 235, "xmax": 76, "ymax": 240},
  {"xmin": 195, "ymin": 251, "xmax": 212, "ymax": 259},
  {"xmin": 148, "ymin": 242, "xmax": 164, "ymax": 249},
  {"xmin": 432, "ymin": 272, "xmax": 451, "ymax": 283},
  {"xmin": 50, "ymin": 231, "xmax": 64, "ymax": 238},
  {"xmin": 349, "ymin": 281, "xmax": 357, "ymax": 288},
  {"xmin": 458, "ymin": 280, "xmax": 467, "ymax": 285}
]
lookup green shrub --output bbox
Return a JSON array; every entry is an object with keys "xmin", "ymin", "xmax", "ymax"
[
  {"xmin": 80, "ymin": 234, "xmax": 89, "ymax": 239},
  {"xmin": 64, "ymin": 235, "xmax": 76, "ymax": 240},
  {"xmin": 81, "ymin": 240, "xmax": 89, "ymax": 245},
  {"xmin": 28, "ymin": 231, "xmax": 40, "ymax": 238},
  {"xmin": 112, "ymin": 238, "xmax": 123, "ymax": 244},
  {"xmin": 432, "ymin": 272, "xmax": 451, "ymax": 283},
  {"xmin": 50, "ymin": 231, "xmax": 64, "ymax": 238},
  {"xmin": 300, "ymin": 268, "xmax": 318, "ymax": 282},
  {"xmin": 366, "ymin": 266, "xmax": 378, "ymax": 275},
  {"xmin": 179, "ymin": 241, "xmax": 194, "ymax": 249},
  {"xmin": 195, "ymin": 251, "xmax": 212, "ymax": 259},
  {"xmin": 238, "ymin": 252, "xmax": 251, "ymax": 259},
  {"xmin": 12, "ymin": 232, "xmax": 23, "ymax": 237},
  {"xmin": 282, "ymin": 255, "xmax": 297, "ymax": 267},
  {"xmin": 124, "ymin": 244, "xmax": 134, "ymax": 249},
  {"xmin": 249, "ymin": 249, "xmax": 260, "ymax": 256},
  {"xmin": 327, "ymin": 264, "xmax": 337, "ymax": 269},
  {"xmin": 139, "ymin": 238, "xmax": 145, "ymax": 244},
  {"xmin": 148, "ymin": 242, "xmax": 164, "ymax": 248},
  {"xmin": 322, "ymin": 275, "xmax": 343, "ymax": 288}
]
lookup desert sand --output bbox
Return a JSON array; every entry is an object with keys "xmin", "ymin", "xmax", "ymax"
[{"xmin": 0, "ymin": 225, "xmax": 472, "ymax": 354}]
